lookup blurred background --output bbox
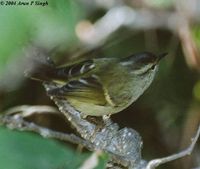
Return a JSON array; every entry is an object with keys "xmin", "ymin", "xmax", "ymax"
[{"xmin": 0, "ymin": 0, "xmax": 200, "ymax": 169}]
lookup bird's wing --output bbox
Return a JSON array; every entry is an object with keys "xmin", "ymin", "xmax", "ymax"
[
  {"xmin": 48, "ymin": 58, "xmax": 118, "ymax": 106},
  {"xmin": 47, "ymin": 75, "xmax": 110, "ymax": 106},
  {"xmin": 54, "ymin": 59, "xmax": 96, "ymax": 82},
  {"xmin": 27, "ymin": 58, "xmax": 96, "ymax": 84}
]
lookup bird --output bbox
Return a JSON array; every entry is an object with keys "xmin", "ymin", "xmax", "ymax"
[{"xmin": 25, "ymin": 51, "xmax": 167, "ymax": 117}]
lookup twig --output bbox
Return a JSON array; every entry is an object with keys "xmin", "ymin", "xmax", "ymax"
[
  {"xmin": 4, "ymin": 105, "xmax": 60, "ymax": 116},
  {"xmin": 145, "ymin": 125, "xmax": 200, "ymax": 169},
  {"xmin": 0, "ymin": 106, "xmax": 94, "ymax": 150}
]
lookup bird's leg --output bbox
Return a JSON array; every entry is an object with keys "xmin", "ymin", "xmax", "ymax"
[{"xmin": 103, "ymin": 114, "xmax": 112, "ymax": 126}]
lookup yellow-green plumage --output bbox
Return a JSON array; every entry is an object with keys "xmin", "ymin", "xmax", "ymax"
[{"xmin": 26, "ymin": 52, "xmax": 166, "ymax": 116}]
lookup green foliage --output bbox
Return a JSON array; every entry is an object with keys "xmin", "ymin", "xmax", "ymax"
[
  {"xmin": 94, "ymin": 153, "xmax": 109, "ymax": 169},
  {"xmin": 0, "ymin": 0, "xmax": 83, "ymax": 78},
  {"xmin": 0, "ymin": 126, "xmax": 109, "ymax": 169},
  {"xmin": 0, "ymin": 127, "xmax": 91, "ymax": 169},
  {"xmin": 192, "ymin": 26, "xmax": 200, "ymax": 49},
  {"xmin": 193, "ymin": 80, "xmax": 200, "ymax": 101}
]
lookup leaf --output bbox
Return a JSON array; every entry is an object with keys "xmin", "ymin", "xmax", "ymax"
[
  {"xmin": 0, "ymin": 0, "xmax": 84, "ymax": 89},
  {"xmin": 0, "ymin": 127, "xmax": 90, "ymax": 169},
  {"xmin": 95, "ymin": 153, "xmax": 109, "ymax": 169}
]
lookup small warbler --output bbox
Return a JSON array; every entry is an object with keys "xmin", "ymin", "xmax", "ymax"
[{"xmin": 26, "ymin": 51, "xmax": 167, "ymax": 116}]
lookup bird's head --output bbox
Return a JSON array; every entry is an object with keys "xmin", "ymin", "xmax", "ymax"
[{"xmin": 120, "ymin": 52, "xmax": 167, "ymax": 75}]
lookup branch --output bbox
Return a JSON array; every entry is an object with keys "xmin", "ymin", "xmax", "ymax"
[
  {"xmin": 76, "ymin": 6, "xmax": 182, "ymax": 46},
  {"xmin": 44, "ymin": 83, "xmax": 143, "ymax": 168}
]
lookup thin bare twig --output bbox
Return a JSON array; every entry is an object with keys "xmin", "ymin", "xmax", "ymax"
[
  {"xmin": 145, "ymin": 125, "xmax": 200, "ymax": 169},
  {"xmin": 0, "ymin": 106, "xmax": 94, "ymax": 150},
  {"xmin": 4, "ymin": 105, "xmax": 60, "ymax": 116}
]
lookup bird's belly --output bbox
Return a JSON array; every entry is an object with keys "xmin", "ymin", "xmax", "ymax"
[
  {"xmin": 112, "ymin": 82, "xmax": 147, "ymax": 110},
  {"xmin": 66, "ymin": 97, "xmax": 119, "ymax": 116},
  {"xmin": 65, "ymin": 80, "xmax": 149, "ymax": 116}
]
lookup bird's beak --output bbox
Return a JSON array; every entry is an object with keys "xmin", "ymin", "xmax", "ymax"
[{"xmin": 157, "ymin": 52, "xmax": 168, "ymax": 62}]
